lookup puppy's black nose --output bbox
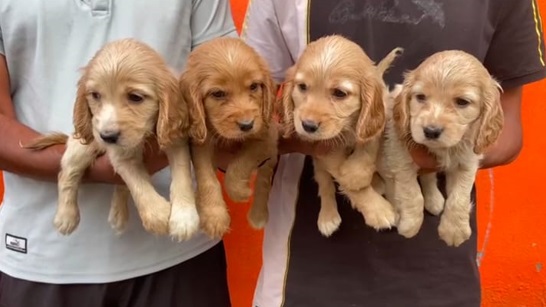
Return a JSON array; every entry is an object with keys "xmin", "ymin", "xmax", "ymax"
[
  {"xmin": 423, "ymin": 126, "xmax": 443, "ymax": 140},
  {"xmin": 100, "ymin": 131, "xmax": 121, "ymax": 144},
  {"xmin": 237, "ymin": 120, "xmax": 254, "ymax": 132},
  {"xmin": 302, "ymin": 120, "xmax": 319, "ymax": 133}
]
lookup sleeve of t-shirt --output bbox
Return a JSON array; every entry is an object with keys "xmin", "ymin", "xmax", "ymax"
[
  {"xmin": 240, "ymin": 0, "xmax": 294, "ymax": 83},
  {"xmin": 191, "ymin": 0, "xmax": 238, "ymax": 49},
  {"xmin": 484, "ymin": 0, "xmax": 546, "ymax": 89}
]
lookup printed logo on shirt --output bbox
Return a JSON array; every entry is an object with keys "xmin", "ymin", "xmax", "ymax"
[{"xmin": 5, "ymin": 233, "xmax": 27, "ymax": 254}]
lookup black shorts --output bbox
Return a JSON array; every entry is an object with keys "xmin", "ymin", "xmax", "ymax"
[{"xmin": 0, "ymin": 242, "xmax": 231, "ymax": 307}]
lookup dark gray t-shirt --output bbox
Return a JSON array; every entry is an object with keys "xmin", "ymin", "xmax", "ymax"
[{"xmin": 244, "ymin": 0, "xmax": 546, "ymax": 306}]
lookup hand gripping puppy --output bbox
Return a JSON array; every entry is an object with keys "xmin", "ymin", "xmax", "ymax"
[
  {"xmin": 377, "ymin": 50, "xmax": 504, "ymax": 246},
  {"xmin": 23, "ymin": 39, "xmax": 199, "ymax": 241},
  {"xmin": 280, "ymin": 34, "xmax": 402, "ymax": 237},
  {"xmin": 180, "ymin": 37, "xmax": 279, "ymax": 238}
]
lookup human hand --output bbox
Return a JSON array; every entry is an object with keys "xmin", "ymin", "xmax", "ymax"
[
  {"xmin": 409, "ymin": 146, "xmax": 438, "ymax": 174},
  {"xmin": 278, "ymin": 134, "xmax": 332, "ymax": 156}
]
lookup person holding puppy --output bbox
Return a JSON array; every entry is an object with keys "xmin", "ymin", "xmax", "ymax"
[
  {"xmin": 241, "ymin": 0, "xmax": 546, "ymax": 306},
  {"xmin": 0, "ymin": 1, "xmax": 236, "ymax": 306}
]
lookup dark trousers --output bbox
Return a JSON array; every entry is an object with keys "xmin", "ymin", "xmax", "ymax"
[{"xmin": 0, "ymin": 242, "xmax": 231, "ymax": 307}]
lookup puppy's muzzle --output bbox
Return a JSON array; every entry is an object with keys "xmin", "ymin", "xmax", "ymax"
[
  {"xmin": 100, "ymin": 131, "xmax": 121, "ymax": 144},
  {"xmin": 237, "ymin": 119, "xmax": 254, "ymax": 132},
  {"xmin": 301, "ymin": 120, "xmax": 319, "ymax": 133},
  {"xmin": 423, "ymin": 126, "xmax": 443, "ymax": 140}
]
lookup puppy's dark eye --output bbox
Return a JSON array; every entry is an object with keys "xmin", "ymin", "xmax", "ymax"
[
  {"xmin": 127, "ymin": 93, "xmax": 144, "ymax": 103},
  {"xmin": 332, "ymin": 89, "xmax": 347, "ymax": 99},
  {"xmin": 211, "ymin": 90, "xmax": 227, "ymax": 99},
  {"xmin": 250, "ymin": 82, "xmax": 260, "ymax": 92},
  {"xmin": 297, "ymin": 83, "xmax": 307, "ymax": 92},
  {"xmin": 455, "ymin": 98, "xmax": 471, "ymax": 107},
  {"xmin": 415, "ymin": 93, "xmax": 426, "ymax": 102},
  {"xmin": 91, "ymin": 92, "xmax": 101, "ymax": 100}
]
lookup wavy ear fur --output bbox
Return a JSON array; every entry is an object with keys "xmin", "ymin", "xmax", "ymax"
[
  {"xmin": 180, "ymin": 71, "xmax": 207, "ymax": 144},
  {"xmin": 73, "ymin": 74, "xmax": 94, "ymax": 145},
  {"xmin": 474, "ymin": 79, "xmax": 504, "ymax": 154},
  {"xmin": 279, "ymin": 66, "xmax": 296, "ymax": 138},
  {"xmin": 156, "ymin": 73, "xmax": 189, "ymax": 149},
  {"xmin": 260, "ymin": 65, "xmax": 276, "ymax": 129},
  {"xmin": 355, "ymin": 74, "xmax": 386, "ymax": 143},
  {"xmin": 392, "ymin": 72, "xmax": 414, "ymax": 146}
]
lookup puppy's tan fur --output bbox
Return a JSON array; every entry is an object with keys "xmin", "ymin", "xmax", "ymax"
[
  {"xmin": 181, "ymin": 37, "xmax": 279, "ymax": 238},
  {"xmin": 24, "ymin": 39, "xmax": 199, "ymax": 241},
  {"xmin": 377, "ymin": 50, "xmax": 504, "ymax": 246},
  {"xmin": 280, "ymin": 35, "xmax": 401, "ymax": 237}
]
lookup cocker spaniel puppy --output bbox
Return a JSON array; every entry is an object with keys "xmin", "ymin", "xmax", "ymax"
[
  {"xmin": 280, "ymin": 34, "xmax": 402, "ymax": 237},
  {"xmin": 24, "ymin": 39, "xmax": 199, "ymax": 241},
  {"xmin": 180, "ymin": 37, "xmax": 278, "ymax": 238},
  {"xmin": 377, "ymin": 50, "xmax": 504, "ymax": 246}
]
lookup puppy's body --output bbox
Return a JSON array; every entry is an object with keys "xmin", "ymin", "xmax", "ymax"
[
  {"xmin": 281, "ymin": 35, "xmax": 401, "ymax": 237},
  {"xmin": 24, "ymin": 39, "xmax": 199, "ymax": 241},
  {"xmin": 377, "ymin": 50, "xmax": 504, "ymax": 246},
  {"xmin": 181, "ymin": 37, "xmax": 279, "ymax": 238}
]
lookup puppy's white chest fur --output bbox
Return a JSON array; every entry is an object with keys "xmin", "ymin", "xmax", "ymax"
[{"xmin": 429, "ymin": 142, "xmax": 482, "ymax": 171}]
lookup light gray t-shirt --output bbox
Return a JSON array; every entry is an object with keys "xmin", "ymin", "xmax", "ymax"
[{"xmin": 0, "ymin": 0, "xmax": 237, "ymax": 284}]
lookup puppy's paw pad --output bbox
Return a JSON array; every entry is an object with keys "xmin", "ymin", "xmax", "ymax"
[
  {"xmin": 54, "ymin": 210, "xmax": 80, "ymax": 235},
  {"xmin": 169, "ymin": 205, "xmax": 200, "ymax": 242},
  {"xmin": 424, "ymin": 191, "xmax": 445, "ymax": 216},
  {"xmin": 318, "ymin": 212, "xmax": 342, "ymax": 237},
  {"xmin": 438, "ymin": 218, "xmax": 471, "ymax": 247},
  {"xmin": 200, "ymin": 206, "xmax": 231, "ymax": 239}
]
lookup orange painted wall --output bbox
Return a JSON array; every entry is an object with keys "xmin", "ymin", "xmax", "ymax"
[{"xmin": 0, "ymin": 1, "xmax": 544, "ymax": 306}]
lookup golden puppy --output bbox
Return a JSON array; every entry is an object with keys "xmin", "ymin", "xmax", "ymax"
[
  {"xmin": 280, "ymin": 34, "xmax": 402, "ymax": 237},
  {"xmin": 24, "ymin": 39, "xmax": 199, "ymax": 241},
  {"xmin": 180, "ymin": 37, "xmax": 278, "ymax": 238},
  {"xmin": 377, "ymin": 50, "xmax": 504, "ymax": 246}
]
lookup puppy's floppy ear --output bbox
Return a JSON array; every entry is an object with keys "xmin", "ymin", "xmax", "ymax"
[
  {"xmin": 260, "ymin": 71, "xmax": 276, "ymax": 128},
  {"xmin": 355, "ymin": 73, "xmax": 386, "ymax": 143},
  {"xmin": 73, "ymin": 74, "xmax": 94, "ymax": 144},
  {"xmin": 392, "ymin": 72, "xmax": 413, "ymax": 144},
  {"xmin": 474, "ymin": 79, "xmax": 504, "ymax": 154},
  {"xmin": 156, "ymin": 73, "xmax": 188, "ymax": 149},
  {"xmin": 180, "ymin": 71, "xmax": 207, "ymax": 144},
  {"xmin": 279, "ymin": 65, "xmax": 296, "ymax": 138}
]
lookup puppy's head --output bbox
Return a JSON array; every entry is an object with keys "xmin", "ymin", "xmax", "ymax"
[
  {"xmin": 73, "ymin": 38, "xmax": 187, "ymax": 149},
  {"xmin": 393, "ymin": 50, "xmax": 503, "ymax": 153},
  {"xmin": 180, "ymin": 37, "xmax": 276, "ymax": 143},
  {"xmin": 280, "ymin": 35, "xmax": 386, "ymax": 144}
]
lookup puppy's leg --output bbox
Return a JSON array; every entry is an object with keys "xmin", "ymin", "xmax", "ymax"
[
  {"xmin": 438, "ymin": 166, "xmax": 477, "ymax": 247},
  {"xmin": 336, "ymin": 141, "xmax": 380, "ymax": 192},
  {"xmin": 165, "ymin": 141, "xmax": 200, "ymax": 242},
  {"xmin": 392, "ymin": 170, "xmax": 425, "ymax": 238},
  {"xmin": 247, "ymin": 153, "xmax": 278, "ymax": 229},
  {"xmin": 55, "ymin": 136, "xmax": 101, "ymax": 235},
  {"xmin": 110, "ymin": 150, "xmax": 170, "ymax": 236},
  {"xmin": 344, "ymin": 186, "xmax": 397, "ymax": 231},
  {"xmin": 371, "ymin": 172, "xmax": 386, "ymax": 196},
  {"xmin": 192, "ymin": 141, "xmax": 231, "ymax": 239},
  {"xmin": 108, "ymin": 184, "xmax": 130, "ymax": 235},
  {"xmin": 314, "ymin": 159, "xmax": 342, "ymax": 237},
  {"xmin": 224, "ymin": 137, "xmax": 274, "ymax": 203},
  {"xmin": 420, "ymin": 172, "xmax": 445, "ymax": 216}
]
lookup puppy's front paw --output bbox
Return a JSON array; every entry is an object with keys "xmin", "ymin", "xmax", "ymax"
[
  {"xmin": 438, "ymin": 214, "xmax": 471, "ymax": 247},
  {"xmin": 54, "ymin": 205, "xmax": 80, "ymax": 235},
  {"xmin": 397, "ymin": 211, "xmax": 424, "ymax": 238},
  {"xmin": 224, "ymin": 172, "xmax": 252, "ymax": 203},
  {"xmin": 200, "ymin": 205, "xmax": 231, "ymax": 239},
  {"xmin": 169, "ymin": 204, "xmax": 200, "ymax": 242},
  {"xmin": 317, "ymin": 208, "xmax": 342, "ymax": 237},
  {"xmin": 337, "ymin": 163, "xmax": 369, "ymax": 191},
  {"xmin": 247, "ymin": 204, "xmax": 269, "ymax": 230},
  {"xmin": 361, "ymin": 197, "xmax": 398, "ymax": 231},
  {"xmin": 424, "ymin": 188, "xmax": 445, "ymax": 216},
  {"xmin": 139, "ymin": 196, "xmax": 171, "ymax": 236}
]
